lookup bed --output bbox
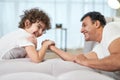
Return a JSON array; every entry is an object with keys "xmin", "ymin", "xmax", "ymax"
[{"xmin": 0, "ymin": 58, "xmax": 115, "ymax": 80}]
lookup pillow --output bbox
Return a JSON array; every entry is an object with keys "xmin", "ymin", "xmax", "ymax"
[
  {"xmin": 113, "ymin": 17, "xmax": 120, "ymax": 22},
  {"xmin": 105, "ymin": 17, "xmax": 113, "ymax": 23}
]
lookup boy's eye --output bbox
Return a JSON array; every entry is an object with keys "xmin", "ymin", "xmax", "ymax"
[{"xmin": 37, "ymin": 26, "xmax": 41, "ymax": 29}]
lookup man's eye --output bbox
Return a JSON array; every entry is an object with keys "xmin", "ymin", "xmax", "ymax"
[{"xmin": 83, "ymin": 24, "xmax": 86, "ymax": 27}]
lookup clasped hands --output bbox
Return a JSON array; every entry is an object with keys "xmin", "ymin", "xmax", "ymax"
[
  {"xmin": 41, "ymin": 39, "xmax": 55, "ymax": 49},
  {"xmin": 28, "ymin": 35, "xmax": 89, "ymax": 66}
]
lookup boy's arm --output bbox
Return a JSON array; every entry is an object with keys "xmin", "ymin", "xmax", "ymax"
[{"xmin": 25, "ymin": 40, "xmax": 54, "ymax": 63}]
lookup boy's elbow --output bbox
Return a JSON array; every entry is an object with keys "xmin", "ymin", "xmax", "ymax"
[{"xmin": 31, "ymin": 58, "xmax": 43, "ymax": 63}]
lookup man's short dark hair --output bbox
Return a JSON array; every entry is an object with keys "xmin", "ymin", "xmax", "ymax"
[{"xmin": 80, "ymin": 11, "xmax": 106, "ymax": 27}]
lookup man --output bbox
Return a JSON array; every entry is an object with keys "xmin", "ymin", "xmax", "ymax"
[{"xmin": 49, "ymin": 11, "xmax": 120, "ymax": 72}]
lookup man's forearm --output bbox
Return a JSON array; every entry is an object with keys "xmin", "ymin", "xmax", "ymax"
[
  {"xmin": 50, "ymin": 46, "xmax": 75, "ymax": 61},
  {"xmin": 87, "ymin": 54, "xmax": 120, "ymax": 71}
]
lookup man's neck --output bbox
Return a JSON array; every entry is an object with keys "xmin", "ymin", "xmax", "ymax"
[{"xmin": 96, "ymin": 27, "xmax": 103, "ymax": 43}]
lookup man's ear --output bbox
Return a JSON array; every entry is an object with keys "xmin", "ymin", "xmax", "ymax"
[
  {"xmin": 95, "ymin": 20, "xmax": 101, "ymax": 28},
  {"xmin": 24, "ymin": 19, "xmax": 31, "ymax": 28}
]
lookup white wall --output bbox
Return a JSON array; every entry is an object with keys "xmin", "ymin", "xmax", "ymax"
[{"xmin": 0, "ymin": 0, "xmax": 115, "ymax": 49}]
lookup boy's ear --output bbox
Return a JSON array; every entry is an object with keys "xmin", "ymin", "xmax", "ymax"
[{"xmin": 24, "ymin": 19, "xmax": 31, "ymax": 28}]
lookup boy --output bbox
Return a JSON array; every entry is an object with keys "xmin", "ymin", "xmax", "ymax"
[{"xmin": 0, "ymin": 8, "xmax": 54, "ymax": 63}]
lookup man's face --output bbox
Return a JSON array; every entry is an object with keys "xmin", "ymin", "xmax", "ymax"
[{"xmin": 81, "ymin": 16, "xmax": 96, "ymax": 41}]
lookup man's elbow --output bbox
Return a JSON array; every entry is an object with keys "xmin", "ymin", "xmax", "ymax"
[
  {"xmin": 104, "ymin": 66, "xmax": 120, "ymax": 72},
  {"xmin": 111, "ymin": 66, "xmax": 120, "ymax": 71}
]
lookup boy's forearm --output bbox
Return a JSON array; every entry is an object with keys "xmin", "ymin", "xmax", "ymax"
[{"xmin": 38, "ymin": 45, "xmax": 48, "ymax": 61}]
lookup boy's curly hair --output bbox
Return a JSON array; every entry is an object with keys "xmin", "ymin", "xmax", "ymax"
[{"xmin": 19, "ymin": 8, "xmax": 51, "ymax": 30}]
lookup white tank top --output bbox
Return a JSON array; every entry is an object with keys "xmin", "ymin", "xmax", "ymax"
[{"xmin": 93, "ymin": 22, "xmax": 120, "ymax": 59}]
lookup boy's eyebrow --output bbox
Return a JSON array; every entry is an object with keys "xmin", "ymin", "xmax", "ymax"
[{"xmin": 39, "ymin": 24, "xmax": 43, "ymax": 28}]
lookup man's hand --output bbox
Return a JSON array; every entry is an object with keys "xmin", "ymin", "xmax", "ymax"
[{"xmin": 74, "ymin": 54, "xmax": 88, "ymax": 66}]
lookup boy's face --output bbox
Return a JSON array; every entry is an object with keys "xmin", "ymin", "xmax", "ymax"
[{"xmin": 25, "ymin": 20, "xmax": 46, "ymax": 37}]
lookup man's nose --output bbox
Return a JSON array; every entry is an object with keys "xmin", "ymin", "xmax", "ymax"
[{"xmin": 81, "ymin": 27, "xmax": 84, "ymax": 33}]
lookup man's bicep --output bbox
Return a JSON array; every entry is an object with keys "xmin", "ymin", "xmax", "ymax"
[{"xmin": 109, "ymin": 38, "xmax": 120, "ymax": 54}]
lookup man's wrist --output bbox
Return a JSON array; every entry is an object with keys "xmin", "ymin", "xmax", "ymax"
[{"xmin": 49, "ymin": 45, "xmax": 55, "ymax": 50}]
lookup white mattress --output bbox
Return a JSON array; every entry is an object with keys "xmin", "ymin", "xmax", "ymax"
[{"xmin": 0, "ymin": 58, "xmax": 115, "ymax": 80}]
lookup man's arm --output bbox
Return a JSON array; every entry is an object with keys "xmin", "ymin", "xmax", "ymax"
[
  {"xmin": 75, "ymin": 38, "xmax": 120, "ymax": 71},
  {"xmin": 75, "ymin": 53, "xmax": 120, "ymax": 71},
  {"xmin": 86, "ymin": 53, "xmax": 120, "ymax": 71},
  {"xmin": 49, "ymin": 45, "xmax": 76, "ymax": 61}
]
